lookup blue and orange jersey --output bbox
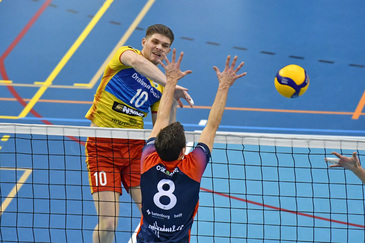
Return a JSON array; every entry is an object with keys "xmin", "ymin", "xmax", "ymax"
[
  {"xmin": 85, "ymin": 46, "xmax": 164, "ymax": 129},
  {"xmin": 137, "ymin": 138, "xmax": 211, "ymax": 242}
]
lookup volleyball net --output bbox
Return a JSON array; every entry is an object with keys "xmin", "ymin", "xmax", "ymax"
[{"xmin": 1, "ymin": 123, "xmax": 365, "ymax": 243}]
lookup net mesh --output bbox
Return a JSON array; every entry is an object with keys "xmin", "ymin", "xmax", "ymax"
[{"xmin": 1, "ymin": 123, "xmax": 365, "ymax": 242}]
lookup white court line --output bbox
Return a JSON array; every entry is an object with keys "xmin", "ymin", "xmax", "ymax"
[
  {"xmin": 128, "ymin": 222, "xmax": 140, "ymax": 243},
  {"xmin": 0, "ymin": 168, "xmax": 32, "ymax": 216},
  {"xmin": 198, "ymin": 119, "xmax": 207, "ymax": 126}
]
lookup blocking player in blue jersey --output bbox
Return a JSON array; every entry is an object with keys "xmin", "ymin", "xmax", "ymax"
[
  {"xmin": 85, "ymin": 24, "xmax": 194, "ymax": 243},
  {"xmin": 137, "ymin": 49, "xmax": 247, "ymax": 242}
]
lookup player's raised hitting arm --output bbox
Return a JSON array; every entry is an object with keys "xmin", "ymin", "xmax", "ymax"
[
  {"xmin": 149, "ymin": 49, "xmax": 192, "ymax": 138},
  {"xmin": 198, "ymin": 55, "xmax": 247, "ymax": 152},
  {"xmin": 121, "ymin": 50, "xmax": 170, "ymax": 88},
  {"xmin": 325, "ymin": 151, "xmax": 365, "ymax": 184},
  {"xmin": 120, "ymin": 49, "xmax": 194, "ymax": 108}
]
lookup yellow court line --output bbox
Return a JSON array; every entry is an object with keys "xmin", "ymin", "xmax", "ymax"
[
  {"xmin": 0, "ymin": 0, "xmax": 114, "ymax": 119},
  {"xmin": 0, "ymin": 80, "xmax": 12, "ymax": 84},
  {"xmin": 0, "ymin": 168, "xmax": 32, "ymax": 216},
  {"xmin": 352, "ymin": 90, "xmax": 365, "ymax": 120},
  {"xmin": 0, "ymin": 83, "xmax": 91, "ymax": 89},
  {"xmin": 74, "ymin": 0, "xmax": 156, "ymax": 88},
  {"xmin": 0, "ymin": 115, "xmax": 22, "ymax": 119},
  {"xmin": 1, "ymin": 135, "xmax": 10, "ymax": 141}
]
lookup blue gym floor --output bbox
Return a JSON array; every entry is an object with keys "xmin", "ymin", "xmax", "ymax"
[{"xmin": 0, "ymin": 0, "xmax": 364, "ymax": 242}]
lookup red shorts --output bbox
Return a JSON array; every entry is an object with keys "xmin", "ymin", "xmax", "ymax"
[{"xmin": 85, "ymin": 137, "xmax": 145, "ymax": 195}]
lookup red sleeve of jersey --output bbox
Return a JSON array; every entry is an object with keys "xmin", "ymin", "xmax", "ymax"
[
  {"xmin": 179, "ymin": 145, "xmax": 210, "ymax": 183},
  {"xmin": 141, "ymin": 138, "xmax": 160, "ymax": 174}
]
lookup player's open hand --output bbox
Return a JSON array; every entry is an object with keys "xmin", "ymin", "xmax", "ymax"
[
  {"xmin": 326, "ymin": 151, "xmax": 360, "ymax": 171},
  {"xmin": 159, "ymin": 49, "xmax": 192, "ymax": 82},
  {"xmin": 213, "ymin": 55, "xmax": 247, "ymax": 88},
  {"xmin": 159, "ymin": 49, "xmax": 194, "ymax": 108},
  {"xmin": 325, "ymin": 151, "xmax": 365, "ymax": 184}
]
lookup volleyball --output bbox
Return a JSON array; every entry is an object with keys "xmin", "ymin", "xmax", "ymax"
[{"xmin": 274, "ymin": 64, "xmax": 309, "ymax": 98}]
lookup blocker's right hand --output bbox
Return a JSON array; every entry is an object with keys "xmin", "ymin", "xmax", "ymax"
[{"xmin": 159, "ymin": 49, "xmax": 194, "ymax": 107}]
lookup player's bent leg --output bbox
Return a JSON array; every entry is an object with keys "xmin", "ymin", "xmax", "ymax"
[
  {"xmin": 129, "ymin": 186, "xmax": 142, "ymax": 213},
  {"xmin": 92, "ymin": 191, "xmax": 120, "ymax": 243}
]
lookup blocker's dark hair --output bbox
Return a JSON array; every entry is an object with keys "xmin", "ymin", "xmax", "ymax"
[
  {"xmin": 155, "ymin": 122, "xmax": 185, "ymax": 161},
  {"xmin": 146, "ymin": 24, "xmax": 174, "ymax": 44}
]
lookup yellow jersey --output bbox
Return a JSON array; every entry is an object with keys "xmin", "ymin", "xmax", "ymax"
[{"xmin": 85, "ymin": 46, "xmax": 164, "ymax": 129}]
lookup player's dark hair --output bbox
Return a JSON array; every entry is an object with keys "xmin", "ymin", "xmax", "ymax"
[
  {"xmin": 155, "ymin": 122, "xmax": 186, "ymax": 161},
  {"xmin": 146, "ymin": 24, "xmax": 174, "ymax": 44}
]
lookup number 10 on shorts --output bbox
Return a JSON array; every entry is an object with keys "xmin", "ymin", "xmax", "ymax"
[{"xmin": 94, "ymin": 171, "xmax": 107, "ymax": 186}]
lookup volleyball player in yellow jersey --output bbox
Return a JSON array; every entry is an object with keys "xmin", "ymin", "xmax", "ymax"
[{"xmin": 85, "ymin": 24, "xmax": 194, "ymax": 243}]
